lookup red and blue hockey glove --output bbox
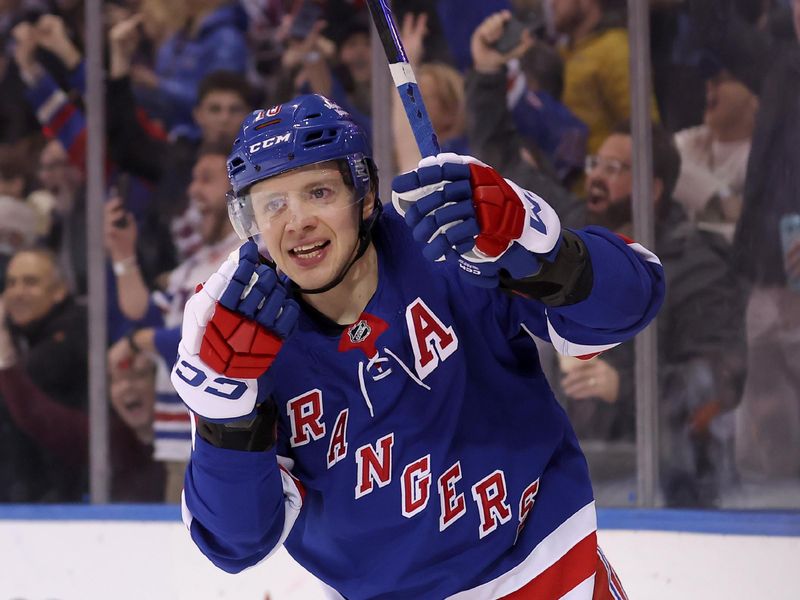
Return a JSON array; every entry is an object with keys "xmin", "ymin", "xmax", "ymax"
[
  {"xmin": 170, "ymin": 240, "xmax": 299, "ymax": 421},
  {"xmin": 392, "ymin": 153, "xmax": 562, "ymax": 287}
]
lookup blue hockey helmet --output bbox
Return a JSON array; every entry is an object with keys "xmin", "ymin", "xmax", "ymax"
[
  {"xmin": 228, "ymin": 94, "xmax": 371, "ymax": 196},
  {"xmin": 226, "ymin": 94, "xmax": 381, "ymax": 294}
]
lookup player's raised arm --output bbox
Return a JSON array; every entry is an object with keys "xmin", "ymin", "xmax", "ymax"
[
  {"xmin": 171, "ymin": 241, "xmax": 303, "ymax": 573},
  {"xmin": 391, "ymin": 152, "xmax": 665, "ymax": 355}
]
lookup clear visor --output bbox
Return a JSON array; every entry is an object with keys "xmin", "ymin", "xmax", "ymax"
[{"xmin": 227, "ymin": 164, "xmax": 361, "ymax": 240}]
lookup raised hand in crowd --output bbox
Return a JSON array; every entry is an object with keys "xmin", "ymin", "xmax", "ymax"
[
  {"xmin": 400, "ymin": 12, "xmax": 428, "ymax": 66},
  {"xmin": 282, "ymin": 19, "xmax": 335, "ymax": 95},
  {"xmin": 109, "ymin": 13, "xmax": 143, "ymax": 79},
  {"xmin": 104, "ymin": 196, "xmax": 150, "ymax": 320},
  {"xmin": 104, "ymin": 196, "xmax": 137, "ymax": 266},
  {"xmin": 281, "ymin": 19, "xmax": 332, "ymax": 70},
  {"xmin": 35, "ymin": 14, "xmax": 81, "ymax": 71},
  {"xmin": 471, "ymin": 9, "xmax": 535, "ymax": 74},
  {"xmin": 11, "ymin": 22, "xmax": 41, "ymax": 82}
]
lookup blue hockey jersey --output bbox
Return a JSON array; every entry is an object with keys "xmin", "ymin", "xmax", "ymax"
[{"xmin": 182, "ymin": 207, "xmax": 663, "ymax": 599}]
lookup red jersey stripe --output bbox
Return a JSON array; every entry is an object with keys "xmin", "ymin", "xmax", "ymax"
[{"xmin": 500, "ymin": 531, "xmax": 598, "ymax": 599}]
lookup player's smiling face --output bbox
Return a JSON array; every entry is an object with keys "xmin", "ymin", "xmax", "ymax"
[{"xmin": 250, "ymin": 162, "xmax": 363, "ymax": 290}]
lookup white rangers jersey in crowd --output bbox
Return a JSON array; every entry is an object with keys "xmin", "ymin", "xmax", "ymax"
[{"xmin": 152, "ymin": 232, "xmax": 241, "ymax": 461}]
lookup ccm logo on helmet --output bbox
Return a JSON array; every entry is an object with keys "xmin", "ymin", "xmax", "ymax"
[{"xmin": 249, "ymin": 133, "xmax": 291, "ymax": 154}]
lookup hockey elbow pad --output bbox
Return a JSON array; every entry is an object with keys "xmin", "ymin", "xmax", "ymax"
[{"xmin": 500, "ymin": 229, "xmax": 593, "ymax": 307}]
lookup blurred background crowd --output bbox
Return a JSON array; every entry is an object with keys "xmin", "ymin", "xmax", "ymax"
[{"xmin": 0, "ymin": 0, "xmax": 797, "ymax": 510}]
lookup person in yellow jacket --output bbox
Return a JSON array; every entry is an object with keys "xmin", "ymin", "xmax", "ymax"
[{"xmin": 551, "ymin": 0, "xmax": 659, "ymax": 154}]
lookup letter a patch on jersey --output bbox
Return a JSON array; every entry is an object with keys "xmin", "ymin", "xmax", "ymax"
[{"xmin": 405, "ymin": 298, "xmax": 459, "ymax": 380}]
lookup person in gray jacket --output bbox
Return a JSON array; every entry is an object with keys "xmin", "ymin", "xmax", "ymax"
[{"xmin": 565, "ymin": 124, "xmax": 746, "ymax": 507}]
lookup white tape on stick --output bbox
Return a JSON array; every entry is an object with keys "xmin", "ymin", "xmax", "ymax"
[{"xmin": 389, "ymin": 62, "xmax": 418, "ymax": 87}]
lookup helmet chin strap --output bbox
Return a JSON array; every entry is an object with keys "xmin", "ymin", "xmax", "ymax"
[{"xmin": 291, "ymin": 196, "xmax": 383, "ymax": 296}]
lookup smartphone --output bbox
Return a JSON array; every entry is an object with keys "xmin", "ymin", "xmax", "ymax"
[
  {"xmin": 493, "ymin": 16, "xmax": 529, "ymax": 54},
  {"xmin": 289, "ymin": 0, "xmax": 323, "ymax": 41},
  {"xmin": 780, "ymin": 213, "xmax": 800, "ymax": 292}
]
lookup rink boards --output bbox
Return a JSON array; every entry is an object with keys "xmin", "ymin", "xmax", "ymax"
[{"xmin": 0, "ymin": 506, "xmax": 798, "ymax": 599}]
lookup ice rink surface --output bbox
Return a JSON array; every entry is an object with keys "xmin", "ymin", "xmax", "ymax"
[{"xmin": 1, "ymin": 505, "xmax": 798, "ymax": 599}]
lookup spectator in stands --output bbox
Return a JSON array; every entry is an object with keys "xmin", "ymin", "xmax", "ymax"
[
  {"xmin": 550, "ymin": 0, "xmax": 659, "ymax": 153},
  {"xmin": 0, "ymin": 3, "xmax": 58, "ymax": 144},
  {"xmin": 0, "ymin": 60, "xmax": 38, "ymax": 147},
  {"xmin": 11, "ymin": 15, "xmax": 88, "ymax": 172},
  {"xmin": 278, "ymin": 11, "xmax": 372, "ymax": 136},
  {"xmin": 11, "ymin": 15, "xmax": 157, "ymax": 300},
  {"xmin": 0, "ymin": 147, "xmax": 44, "ymax": 289},
  {"xmin": 0, "ymin": 247, "xmax": 165, "ymax": 502},
  {"xmin": 392, "ymin": 13, "xmax": 472, "ymax": 172},
  {"xmin": 512, "ymin": 41, "xmax": 588, "ymax": 188},
  {"xmin": 673, "ymin": 67, "xmax": 758, "ymax": 241},
  {"xmin": 460, "ymin": 11, "xmax": 588, "ymax": 186},
  {"xmin": 417, "ymin": 63, "xmax": 470, "ymax": 153},
  {"xmin": 108, "ymin": 346, "xmax": 166, "ymax": 502},
  {"xmin": 105, "ymin": 142, "xmax": 241, "ymax": 503},
  {"xmin": 130, "ymin": 0, "xmax": 248, "ymax": 135},
  {"xmin": 689, "ymin": 0, "xmax": 800, "ymax": 483},
  {"xmin": 108, "ymin": 12, "xmax": 253, "ymax": 276},
  {"xmin": 330, "ymin": 14, "xmax": 372, "ymax": 122},
  {"xmin": 561, "ymin": 124, "xmax": 746, "ymax": 507},
  {"xmin": 138, "ymin": 0, "xmax": 186, "ymax": 50},
  {"xmin": 36, "ymin": 139, "xmax": 86, "ymax": 296},
  {"xmin": 427, "ymin": 0, "xmax": 513, "ymax": 70},
  {"xmin": 0, "ymin": 247, "xmax": 87, "ymax": 501},
  {"xmin": 465, "ymin": 9, "xmax": 586, "ymax": 227},
  {"xmin": 110, "ymin": 348, "xmax": 157, "ymax": 446}
]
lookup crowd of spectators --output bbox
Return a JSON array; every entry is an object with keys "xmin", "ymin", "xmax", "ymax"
[{"xmin": 0, "ymin": 0, "xmax": 797, "ymax": 509}]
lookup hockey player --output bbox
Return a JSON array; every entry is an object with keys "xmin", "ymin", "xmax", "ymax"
[{"xmin": 171, "ymin": 94, "xmax": 662, "ymax": 599}]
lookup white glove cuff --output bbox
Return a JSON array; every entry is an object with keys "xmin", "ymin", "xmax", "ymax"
[
  {"xmin": 171, "ymin": 342, "xmax": 259, "ymax": 421},
  {"xmin": 505, "ymin": 179, "xmax": 561, "ymax": 256}
]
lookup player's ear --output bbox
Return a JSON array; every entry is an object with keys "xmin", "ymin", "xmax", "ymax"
[{"xmin": 362, "ymin": 191, "xmax": 377, "ymax": 220}]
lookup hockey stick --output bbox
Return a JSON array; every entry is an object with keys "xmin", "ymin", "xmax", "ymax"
[{"xmin": 364, "ymin": 0, "xmax": 440, "ymax": 158}]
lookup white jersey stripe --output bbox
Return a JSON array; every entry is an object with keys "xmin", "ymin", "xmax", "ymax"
[
  {"xmin": 154, "ymin": 438, "xmax": 192, "ymax": 461},
  {"xmin": 154, "ymin": 402, "xmax": 190, "ymax": 414},
  {"xmin": 180, "ymin": 489, "xmax": 193, "ymax": 530},
  {"xmin": 36, "ymin": 89, "xmax": 68, "ymax": 124},
  {"xmin": 154, "ymin": 421, "xmax": 192, "ymax": 433},
  {"xmin": 542, "ymin": 316, "xmax": 621, "ymax": 358},
  {"xmin": 445, "ymin": 501, "xmax": 597, "ymax": 599},
  {"xmin": 626, "ymin": 241, "xmax": 662, "ymax": 266}
]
